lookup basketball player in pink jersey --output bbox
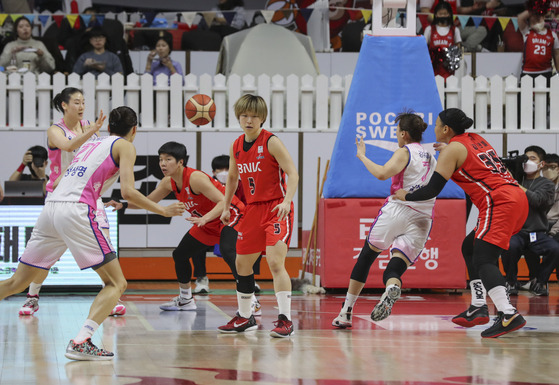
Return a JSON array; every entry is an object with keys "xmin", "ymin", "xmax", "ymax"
[
  {"xmin": 332, "ymin": 112, "xmax": 437, "ymax": 329},
  {"xmin": 218, "ymin": 94, "xmax": 299, "ymax": 337},
  {"xmin": 0, "ymin": 106, "xmax": 185, "ymax": 360},
  {"xmin": 18, "ymin": 87, "xmax": 126, "ymax": 318}
]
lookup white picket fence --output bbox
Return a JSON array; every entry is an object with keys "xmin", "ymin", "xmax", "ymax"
[{"xmin": 0, "ymin": 72, "xmax": 557, "ymax": 132}]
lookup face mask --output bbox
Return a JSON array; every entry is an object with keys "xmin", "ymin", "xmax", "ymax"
[
  {"xmin": 523, "ymin": 160, "xmax": 539, "ymax": 174},
  {"xmin": 216, "ymin": 171, "xmax": 228, "ymax": 184},
  {"xmin": 543, "ymin": 168, "xmax": 559, "ymax": 181},
  {"xmin": 532, "ymin": 21, "xmax": 545, "ymax": 32},
  {"xmin": 434, "ymin": 16, "xmax": 452, "ymax": 26}
]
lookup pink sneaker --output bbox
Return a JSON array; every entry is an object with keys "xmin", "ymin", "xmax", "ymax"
[
  {"xmin": 109, "ymin": 301, "xmax": 126, "ymax": 316},
  {"xmin": 18, "ymin": 294, "xmax": 39, "ymax": 316}
]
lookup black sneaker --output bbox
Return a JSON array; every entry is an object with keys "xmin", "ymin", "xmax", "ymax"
[
  {"xmin": 481, "ymin": 311, "xmax": 526, "ymax": 338},
  {"xmin": 452, "ymin": 304, "xmax": 490, "ymax": 328},
  {"xmin": 505, "ymin": 282, "xmax": 518, "ymax": 296},
  {"xmin": 530, "ymin": 281, "xmax": 549, "ymax": 296}
]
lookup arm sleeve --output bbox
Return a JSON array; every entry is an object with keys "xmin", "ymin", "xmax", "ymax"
[
  {"xmin": 405, "ymin": 171, "xmax": 448, "ymax": 201},
  {"xmin": 73, "ymin": 53, "xmax": 87, "ymax": 75},
  {"xmin": 525, "ymin": 179, "xmax": 555, "ymax": 211}
]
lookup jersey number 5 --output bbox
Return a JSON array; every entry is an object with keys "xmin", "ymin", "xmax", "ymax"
[{"xmin": 248, "ymin": 177, "xmax": 256, "ymax": 195}]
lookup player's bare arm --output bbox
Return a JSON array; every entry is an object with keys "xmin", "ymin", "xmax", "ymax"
[
  {"xmin": 356, "ymin": 136, "xmax": 409, "ymax": 181},
  {"xmin": 47, "ymin": 111, "xmax": 106, "ymax": 152},
  {"xmin": 268, "ymin": 136, "xmax": 299, "ymax": 220},
  {"xmin": 188, "ymin": 171, "xmax": 225, "ymax": 227},
  {"xmin": 114, "ymin": 139, "xmax": 184, "ymax": 217},
  {"xmin": 221, "ymin": 143, "xmax": 239, "ymax": 225},
  {"xmin": 113, "ymin": 176, "xmax": 173, "ymax": 210}
]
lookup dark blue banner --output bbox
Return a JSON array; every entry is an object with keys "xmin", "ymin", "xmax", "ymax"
[{"xmin": 323, "ymin": 35, "xmax": 464, "ymax": 199}]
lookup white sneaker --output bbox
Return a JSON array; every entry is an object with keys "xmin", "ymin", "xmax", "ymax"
[
  {"xmin": 159, "ymin": 296, "xmax": 197, "ymax": 311},
  {"xmin": 254, "ymin": 282, "xmax": 261, "ymax": 293},
  {"xmin": 251, "ymin": 296, "xmax": 262, "ymax": 316},
  {"xmin": 193, "ymin": 276, "xmax": 210, "ymax": 294},
  {"xmin": 19, "ymin": 294, "xmax": 39, "ymax": 316},
  {"xmin": 371, "ymin": 285, "xmax": 401, "ymax": 322},
  {"xmin": 332, "ymin": 304, "xmax": 353, "ymax": 329}
]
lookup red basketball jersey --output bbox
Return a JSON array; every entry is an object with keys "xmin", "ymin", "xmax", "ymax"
[
  {"xmin": 523, "ymin": 28, "xmax": 555, "ymax": 73},
  {"xmin": 429, "ymin": 25, "xmax": 455, "ymax": 50},
  {"xmin": 171, "ymin": 166, "xmax": 242, "ymax": 218},
  {"xmin": 233, "ymin": 129, "xmax": 287, "ymax": 204},
  {"xmin": 450, "ymin": 133, "xmax": 518, "ymax": 209}
]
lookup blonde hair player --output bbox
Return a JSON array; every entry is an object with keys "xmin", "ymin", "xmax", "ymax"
[{"xmin": 218, "ymin": 94, "xmax": 299, "ymax": 337}]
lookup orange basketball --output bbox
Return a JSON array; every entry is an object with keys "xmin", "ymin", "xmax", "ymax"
[{"xmin": 185, "ymin": 94, "xmax": 216, "ymax": 126}]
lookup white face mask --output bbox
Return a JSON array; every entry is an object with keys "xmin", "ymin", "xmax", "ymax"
[
  {"xmin": 532, "ymin": 21, "xmax": 545, "ymax": 32},
  {"xmin": 523, "ymin": 160, "xmax": 540, "ymax": 174},
  {"xmin": 543, "ymin": 168, "xmax": 559, "ymax": 181},
  {"xmin": 216, "ymin": 170, "xmax": 228, "ymax": 184}
]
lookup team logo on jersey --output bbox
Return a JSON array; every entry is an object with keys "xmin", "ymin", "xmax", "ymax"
[
  {"xmin": 235, "ymin": 151, "xmax": 240, "ymax": 159},
  {"xmin": 238, "ymin": 162, "xmax": 262, "ymax": 173},
  {"xmin": 256, "ymin": 145, "xmax": 265, "ymax": 159},
  {"xmin": 93, "ymin": 182, "xmax": 101, "ymax": 192}
]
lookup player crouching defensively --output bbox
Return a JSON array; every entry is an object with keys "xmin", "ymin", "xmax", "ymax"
[{"xmin": 332, "ymin": 112, "xmax": 436, "ymax": 329}]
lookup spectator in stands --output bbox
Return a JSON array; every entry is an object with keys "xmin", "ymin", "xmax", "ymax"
[
  {"xmin": 456, "ymin": 0, "xmax": 489, "ymax": 52},
  {"xmin": 9, "ymin": 146, "xmax": 49, "ymax": 194},
  {"xmin": 424, "ymin": 1, "xmax": 462, "ymax": 78},
  {"xmin": 144, "ymin": 32, "xmax": 183, "ymax": 84},
  {"xmin": 212, "ymin": 0, "xmax": 247, "ymax": 32},
  {"xmin": 0, "ymin": 16, "xmax": 55, "ymax": 74},
  {"xmin": 518, "ymin": 5, "xmax": 559, "ymax": 82},
  {"xmin": 501, "ymin": 145, "xmax": 559, "ymax": 296},
  {"xmin": 544, "ymin": 153, "xmax": 559, "ymax": 241},
  {"xmin": 73, "ymin": 27, "xmax": 123, "ymax": 77},
  {"xmin": 192, "ymin": 0, "xmax": 246, "ymax": 38}
]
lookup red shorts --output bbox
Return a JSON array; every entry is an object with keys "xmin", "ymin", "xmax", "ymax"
[
  {"xmin": 189, "ymin": 201, "xmax": 244, "ymax": 246},
  {"xmin": 236, "ymin": 198, "xmax": 294, "ymax": 255},
  {"xmin": 475, "ymin": 184, "xmax": 528, "ymax": 250}
]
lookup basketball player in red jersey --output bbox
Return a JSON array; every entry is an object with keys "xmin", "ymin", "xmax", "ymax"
[
  {"xmin": 395, "ymin": 108, "xmax": 529, "ymax": 338},
  {"xmin": 218, "ymin": 94, "xmax": 299, "ymax": 337}
]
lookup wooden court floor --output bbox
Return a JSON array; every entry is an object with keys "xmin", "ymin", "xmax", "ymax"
[{"xmin": 1, "ymin": 281, "xmax": 558, "ymax": 385}]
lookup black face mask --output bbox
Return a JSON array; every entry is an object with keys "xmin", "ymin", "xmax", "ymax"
[{"xmin": 434, "ymin": 16, "xmax": 453, "ymax": 26}]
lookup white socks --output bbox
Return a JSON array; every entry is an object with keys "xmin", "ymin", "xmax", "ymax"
[
  {"xmin": 342, "ymin": 293, "xmax": 359, "ymax": 313},
  {"xmin": 276, "ymin": 291, "xmax": 292, "ymax": 320},
  {"xmin": 470, "ymin": 279, "xmax": 486, "ymax": 307},
  {"xmin": 179, "ymin": 286, "xmax": 192, "ymax": 299},
  {"xmin": 488, "ymin": 285, "xmax": 516, "ymax": 315},
  {"xmin": 237, "ymin": 291, "xmax": 253, "ymax": 318},
  {"xmin": 74, "ymin": 319, "xmax": 99, "ymax": 344},
  {"xmin": 28, "ymin": 282, "xmax": 42, "ymax": 297}
]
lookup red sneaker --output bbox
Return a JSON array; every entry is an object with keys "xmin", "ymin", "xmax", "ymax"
[
  {"xmin": 218, "ymin": 314, "xmax": 258, "ymax": 333},
  {"xmin": 270, "ymin": 314, "xmax": 294, "ymax": 338}
]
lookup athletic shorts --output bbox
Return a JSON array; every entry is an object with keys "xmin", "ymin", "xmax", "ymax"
[
  {"xmin": 367, "ymin": 201, "xmax": 433, "ymax": 264},
  {"xmin": 19, "ymin": 201, "xmax": 116, "ymax": 270},
  {"xmin": 236, "ymin": 198, "xmax": 294, "ymax": 255},
  {"xmin": 475, "ymin": 184, "xmax": 528, "ymax": 250},
  {"xmin": 189, "ymin": 201, "xmax": 244, "ymax": 246}
]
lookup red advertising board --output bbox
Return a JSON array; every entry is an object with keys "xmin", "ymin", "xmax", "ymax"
[{"xmin": 314, "ymin": 198, "xmax": 467, "ymax": 289}]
